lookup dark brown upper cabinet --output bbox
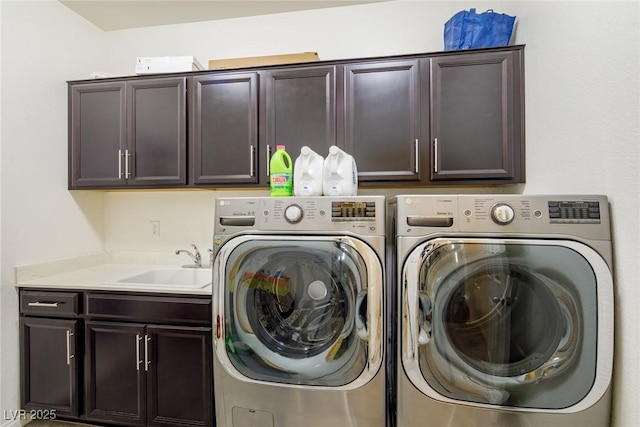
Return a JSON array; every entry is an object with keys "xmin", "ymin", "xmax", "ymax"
[
  {"xmin": 69, "ymin": 77, "xmax": 186, "ymax": 189},
  {"xmin": 260, "ymin": 65, "xmax": 337, "ymax": 185},
  {"xmin": 342, "ymin": 59, "xmax": 423, "ymax": 183},
  {"xmin": 68, "ymin": 46, "xmax": 525, "ymax": 190},
  {"xmin": 428, "ymin": 48, "xmax": 524, "ymax": 182},
  {"xmin": 190, "ymin": 72, "xmax": 259, "ymax": 186}
]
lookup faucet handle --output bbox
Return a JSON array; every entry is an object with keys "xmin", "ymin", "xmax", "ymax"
[{"xmin": 190, "ymin": 244, "xmax": 202, "ymax": 264}]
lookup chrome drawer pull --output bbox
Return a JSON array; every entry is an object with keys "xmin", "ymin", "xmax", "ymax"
[{"xmin": 27, "ymin": 301, "xmax": 61, "ymax": 307}]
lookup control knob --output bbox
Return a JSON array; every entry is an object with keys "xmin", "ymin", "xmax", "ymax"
[
  {"xmin": 284, "ymin": 204, "xmax": 304, "ymax": 224},
  {"xmin": 491, "ymin": 203, "xmax": 515, "ymax": 225}
]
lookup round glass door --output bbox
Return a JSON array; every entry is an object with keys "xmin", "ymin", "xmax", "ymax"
[
  {"xmin": 220, "ymin": 237, "xmax": 381, "ymax": 387},
  {"xmin": 403, "ymin": 239, "xmax": 607, "ymax": 410}
]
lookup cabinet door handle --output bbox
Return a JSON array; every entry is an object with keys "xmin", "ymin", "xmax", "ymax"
[
  {"xmin": 66, "ymin": 330, "xmax": 75, "ymax": 365},
  {"xmin": 249, "ymin": 145, "xmax": 255, "ymax": 177},
  {"xmin": 27, "ymin": 301, "xmax": 61, "ymax": 307},
  {"xmin": 414, "ymin": 139, "xmax": 420, "ymax": 173},
  {"xmin": 145, "ymin": 335, "xmax": 151, "ymax": 371},
  {"xmin": 118, "ymin": 149, "xmax": 124, "ymax": 178},
  {"xmin": 136, "ymin": 334, "xmax": 142, "ymax": 371},
  {"xmin": 266, "ymin": 145, "xmax": 272, "ymax": 178},
  {"xmin": 124, "ymin": 149, "xmax": 131, "ymax": 179},
  {"xmin": 433, "ymin": 138, "xmax": 439, "ymax": 173}
]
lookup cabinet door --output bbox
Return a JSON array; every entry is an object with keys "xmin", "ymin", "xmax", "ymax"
[
  {"xmin": 343, "ymin": 60, "xmax": 422, "ymax": 182},
  {"xmin": 429, "ymin": 50, "xmax": 524, "ymax": 181},
  {"xmin": 127, "ymin": 78, "xmax": 187, "ymax": 186},
  {"xmin": 146, "ymin": 326, "xmax": 213, "ymax": 427},
  {"xmin": 20, "ymin": 318, "xmax": 80, "ymax": 417},
  {"xmin": 191, "ymin": 73, "xmax": 258, "ymax": 185},
  {"xmin": 262, "ymin": 66, "xmax": 337, "ymax": 185},
  {"xmin": 69, "ymin": 82, "xmax": 126, "ymax": 189},
  {"xmin": 85, "ymin": 321, "xmax": 146, "ymax": 426}
]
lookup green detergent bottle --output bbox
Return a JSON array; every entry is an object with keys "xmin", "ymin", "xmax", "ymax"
[{"xmin": 269, "ymin": 145, "xmax": 293, "ymax": 196}]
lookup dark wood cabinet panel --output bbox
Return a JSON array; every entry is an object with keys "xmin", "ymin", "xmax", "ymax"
[
  {"xmin": 20, "ymin": 317, "xmax": 80, "ymax": 417},
  {"xmin": 429, "ymin": 49, "xmax": 524, "ymax": 182},
  {"xmin": 69, "ymin": 82, "xmax": 126, "ymax": 188},
  {"xmin": 343, "ymin": 59, "xmax": 423, "ymax": 182},
  {"xmin": 85, "ymin": 321, "xmax": 146, "ymax": 426},
  {"xmin": 147, "ymin": 326, "xmax": 212, "ymax": 427},
  {"xmin": 261, "ymin": 66, "xmax": 337, "ymax": 185},
  {"xmin": 69, "ymin": 78, "xmax": 186, "ymax": 189},
  {"xmin": 191, "ymin": 73, "xmax": 259, "ymax": 185},
  {"xmin": 127, "ymin": 78, "xmax": 187, "ymax": 186}
]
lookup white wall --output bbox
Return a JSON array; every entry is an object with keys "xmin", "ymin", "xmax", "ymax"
[
  {"xmin": 0, "ymin": 1, "xmax": 108, "ymax": 423},
  {"xmin": 1, "ymin": 1, "xmax": 638, "ymax": 426}
]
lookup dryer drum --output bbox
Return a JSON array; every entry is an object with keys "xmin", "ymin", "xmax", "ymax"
[{"xmin": 442, "ymin": 262, "xmax": 569, "ymax": 378}]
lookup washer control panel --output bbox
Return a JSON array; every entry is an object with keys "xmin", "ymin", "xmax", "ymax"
[{"xmin": 215, "ymin": 196, "xmax": 385, "ymax": 235}]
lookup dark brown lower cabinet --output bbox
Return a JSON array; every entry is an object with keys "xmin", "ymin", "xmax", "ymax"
[
  {"xmin": 19, "ymin": 289, "xmax": 214, "ymax": 427},
  {"xmin": 20, "ymin": 317, "xmax": 80, "ymax": 417},
  {"xmin": 85, "ymin": 322, "xmax": 212, "ymax": 427},
  {"xmin": 84, "ymin": 291, "xmax": 213, "ymax": 427}
]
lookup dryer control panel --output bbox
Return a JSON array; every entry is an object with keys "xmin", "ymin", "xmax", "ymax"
[{"xmin": 393, "ymin": 194, "xmax": 611, "ymax": 241}]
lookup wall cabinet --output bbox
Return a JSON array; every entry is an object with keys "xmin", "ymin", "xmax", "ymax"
[
  {"xmin": 69, "ymin": 77, "xmax": 187, "ymax": 189},
  {"xmin": 260, "ymin": 65, "xmax": 338, "ymax": 186},
  {"xmin": 427, "ymin": 49, "xmax": 524, "ymax": 182},
  {"xmin": 190, "ymin": 72, "xmax": 259, "ymax": 185},
  {"xmin": 342, "ymin": 59, "xmax": 423, "ymax": 183},
  {"xmin": 68, "ymin": 45, "xmax": 525, "ymax": 189}
]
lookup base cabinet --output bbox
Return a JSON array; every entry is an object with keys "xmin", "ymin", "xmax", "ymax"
[
  {"xmin": 20, "ymin": 317, "xmax": 80, "ymax": 417},
  {"xmin": 85, "ymin": 322, "xmax": 213, "ymax": 427},
  {"xmin": 19, "ymin": 289, "xmax": 214, "ymax": 427}
]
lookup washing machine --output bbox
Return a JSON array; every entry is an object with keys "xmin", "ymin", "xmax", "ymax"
[
  {"xmin": 388, "ymin": 195, "xmax": 614, "ymax": 427},
  {"xmin": 212, "ymin": 196, "xmax": 386, "ymax": 427}
]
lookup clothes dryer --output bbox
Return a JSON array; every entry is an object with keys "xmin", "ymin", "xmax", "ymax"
[
  {"xmin": 388, "ymin": 195, "xmax": 614, "ymax": 427},
  {"xmin": 212, "ymin": 196, "xmax": 385, "ymax": 427}
]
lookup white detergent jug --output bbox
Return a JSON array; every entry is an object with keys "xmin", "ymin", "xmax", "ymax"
[
  {"xmin": 293, "ymin": 146, "xmax": 324, "ymax": 196},
  {"xmin": 322, "ymin": 146, "xmax": 358, "ymax": 196}
]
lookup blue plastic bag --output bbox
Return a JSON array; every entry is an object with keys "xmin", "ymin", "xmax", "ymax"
[{"xmin": 444, "ymin": 8, "xmax": 516, "ymax": 51}]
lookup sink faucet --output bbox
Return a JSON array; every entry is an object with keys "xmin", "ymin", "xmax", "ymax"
[{"xmin": 175, "ymin": 244, "xmax": 202, "ymax": 268}]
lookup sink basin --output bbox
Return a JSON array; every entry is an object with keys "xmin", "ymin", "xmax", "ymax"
[{"xmin": 109, "ymin": 268, "xmax": 212, "ymax": 289}]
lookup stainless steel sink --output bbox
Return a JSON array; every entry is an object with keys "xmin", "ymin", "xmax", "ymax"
[{"xmin": 108, "ymin": 267, "xmax": 212, "ymax": 289}]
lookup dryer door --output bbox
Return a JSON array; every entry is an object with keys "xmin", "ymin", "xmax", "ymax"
[
  {"xmin": 214, "ymin": 235, "xmax": 383, "ymax": 389},
  {"xmin": 401, "ymin": 238, "xmax": 613, "ymax": 411}
]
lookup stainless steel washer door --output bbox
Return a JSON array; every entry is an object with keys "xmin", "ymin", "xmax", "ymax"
[
  {"xmin": 401, "ymin": 238, "xmax": 613, "ymax": 412},
  {"xmin": 214, "ymin": 235, "xmax": 383, "ymax": 389}
]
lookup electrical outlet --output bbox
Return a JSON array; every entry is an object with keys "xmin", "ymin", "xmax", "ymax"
[{"xmin": 151, "ymin": 221, "xmax": 160, "ymax": 237}]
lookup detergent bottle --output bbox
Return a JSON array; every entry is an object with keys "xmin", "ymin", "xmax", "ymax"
[
  {"xmin": 269, "ymin": 145, "xmax": 293, "ymax": 196},
  {"xmin": 293, "ymin": 146, "xmax": 324, "ymax": 196},
  {"xmin": 322, "ymin": 146, "xmax": 358, "ymax": 196}
]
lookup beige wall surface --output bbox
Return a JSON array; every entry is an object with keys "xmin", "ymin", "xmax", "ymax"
[{"xmin": 1, "ymin": 1, "xmax": 638, "ymax": 426}]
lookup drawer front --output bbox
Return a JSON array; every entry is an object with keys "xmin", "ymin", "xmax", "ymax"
[
  {"xmin": 20, "ymin": 290, "xmax": 81, "ymax": 317},
  {"xmin": 86, "ymin": 293, "xmax": 212, "ymax": 325}
]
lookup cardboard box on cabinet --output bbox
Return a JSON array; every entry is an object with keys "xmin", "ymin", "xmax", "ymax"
[{"xmin": 208, "ymin": 52, "xmax": 319, "ymax": 70}]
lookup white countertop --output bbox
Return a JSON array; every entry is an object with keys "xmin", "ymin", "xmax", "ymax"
[{"xmin": 15, "ymin": 253, "xmax": 213, "ymax": 296}]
